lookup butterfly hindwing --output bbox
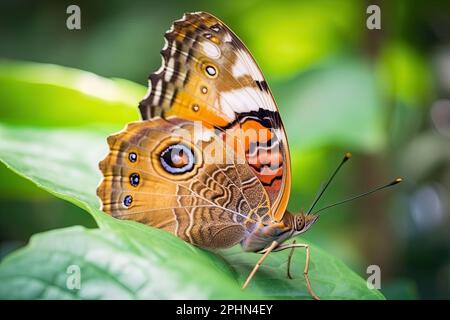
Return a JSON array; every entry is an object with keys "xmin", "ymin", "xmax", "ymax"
[{"xmin": 97, "ymin": 117, "xmax": 271, "ymax": 249}]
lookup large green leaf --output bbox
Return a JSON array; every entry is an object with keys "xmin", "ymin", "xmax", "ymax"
[
  {"xmin": 0, "ymin": 123, "xmax": 384, "ymax": 299},
  {"xmin": 0, "ymin": 225, "xmax": 248, "ymax": 299},
  {"xmin": 0, "ymin": 59, "xmax": 143, "ymax": 198},
  {"xmin": 0, "ymin": 59, "xmax": 142, "ymax": 128}
]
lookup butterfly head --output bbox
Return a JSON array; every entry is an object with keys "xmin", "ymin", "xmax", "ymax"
[{"xmin": 281, "ymin": 211, "xmax": 319, "ymax": 236}]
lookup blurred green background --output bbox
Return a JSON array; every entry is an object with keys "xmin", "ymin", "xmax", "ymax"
[{"xmin": 0, "ymin": 0, "xmax": 449, "ymax": 299}]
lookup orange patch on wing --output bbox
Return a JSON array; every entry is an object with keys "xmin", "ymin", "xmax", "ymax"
[{"xmin": 165, "ymin": 91, "xmax": 231, "ymax": 128}]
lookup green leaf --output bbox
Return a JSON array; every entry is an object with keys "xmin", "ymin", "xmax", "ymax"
[
  {"xmin": 0, "ymin": 225, "xmax": 249, "ymax": 299},
  {"xmin": 0, "ymin": 59, "xmax": 143, "ymax": 128},
  {"xmin": 0, "ymin": 125, "xmax": 107, "ymax": 223},
  {"xmin": 0, "ymin": 123, "xmax": 384, "ymax": 299},
  {"xmin": 0, "ymin": 59, "xmax": 144, "ymax": 199},
  {"xmin": 221, "ymin": 243, "xmax": 382, "ymax": 300}
]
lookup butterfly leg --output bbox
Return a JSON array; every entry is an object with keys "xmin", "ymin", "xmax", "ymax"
[
  {"xmin": 286, "ymin": 239, "xmax": 297, "ymax": 279},
  {"xmin": 242, "ymin": 240, "xmax": 279, "ymax": 290},
  {"xmin": 273, "ymin": 242, "xmax": 320, "ymax": 300}
]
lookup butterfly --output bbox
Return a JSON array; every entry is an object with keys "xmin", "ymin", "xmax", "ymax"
[{"xmin": 97, "ymin": 12, "xmax": 401, "ymax": 300}]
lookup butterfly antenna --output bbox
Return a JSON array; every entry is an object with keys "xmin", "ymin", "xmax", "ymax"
[
  {"xmin": 312, "ymin": 178, "xmax": 403, "ymax": 215},
  {"xmin": 306, "ymin": 152, "xmax": 352, "ymax": 215}
]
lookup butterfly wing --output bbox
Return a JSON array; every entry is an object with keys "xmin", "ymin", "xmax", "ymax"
[
  {"xmin": 139, "ymin": 12, "xmax": 291, "ymax": 221},
  {"xmin": 97, "ymin": 117, "xmax": 271, "ymax": 249}
]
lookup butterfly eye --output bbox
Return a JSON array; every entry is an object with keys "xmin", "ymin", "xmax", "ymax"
[
  {"xmin": 295, "ymin": 215, "xmax": 305, "ymax": 231},
  {"xmin": 160, "ymin": 144, "xmax": 195, "ymax": 174}
]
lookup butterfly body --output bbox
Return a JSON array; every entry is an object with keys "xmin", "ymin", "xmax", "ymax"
[{"xmin": 242, "ymin": 211, "xmax": 319, "ymax": 252}]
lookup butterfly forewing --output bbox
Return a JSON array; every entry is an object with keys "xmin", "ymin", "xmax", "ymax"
[{"xmin": 138, "ymin": 12, "xmax": 291, "ymax": 221}]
